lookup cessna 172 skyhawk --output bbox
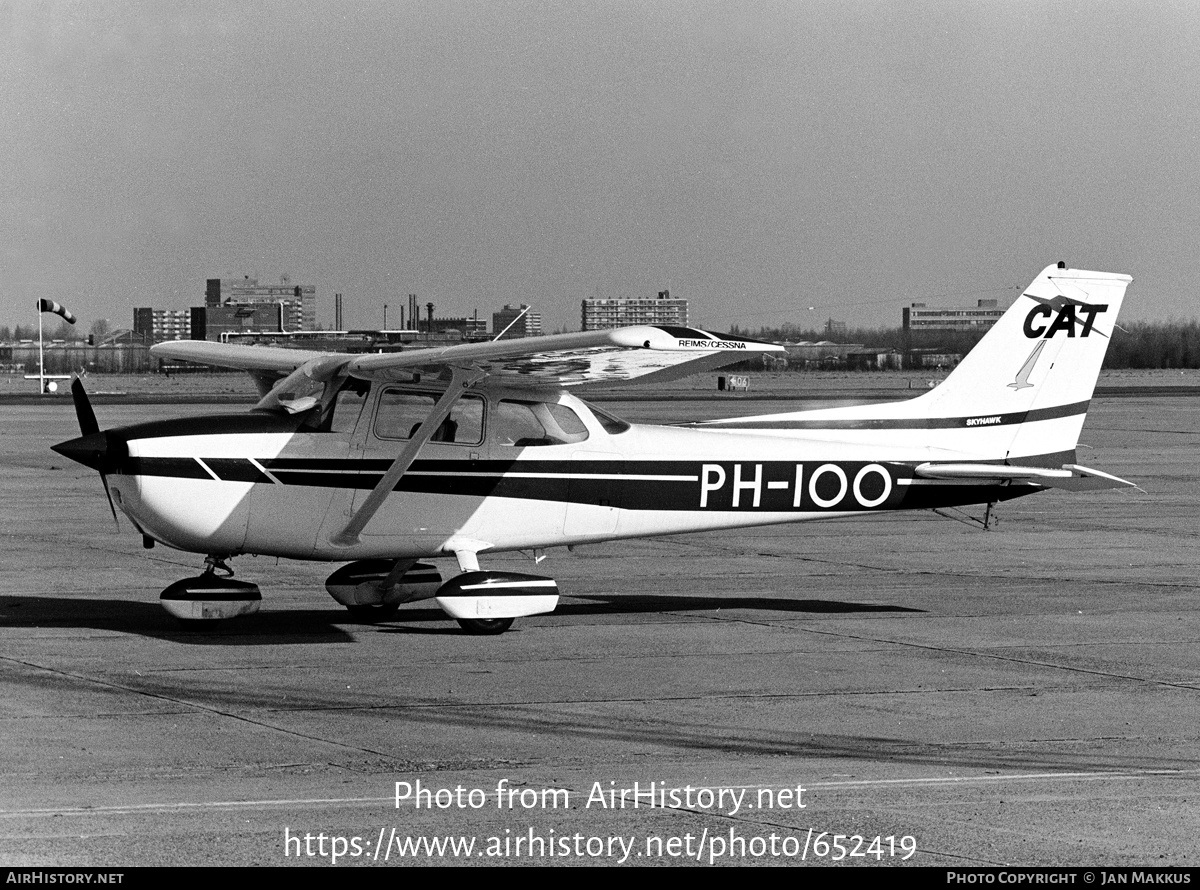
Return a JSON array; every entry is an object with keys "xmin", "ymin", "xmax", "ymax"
[{"xmin": 53, "ymin": 262, "xmax": 1133, "ymax": 633}]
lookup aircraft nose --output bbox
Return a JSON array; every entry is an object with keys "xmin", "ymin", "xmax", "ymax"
[{"xmin": 52, "ymin": 431, "xmax": 124, "ymax": 473}]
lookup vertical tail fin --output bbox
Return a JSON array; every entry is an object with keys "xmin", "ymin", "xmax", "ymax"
[{"xmin": 909, "ymin": 262, "xmax": 1130, "ymax": 462}]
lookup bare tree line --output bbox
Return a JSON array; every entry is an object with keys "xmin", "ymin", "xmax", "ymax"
[
  {"xmin": 731, "ymin": 321, "xmax": 1200, "ymax": 370},
  {"xmin": 1, "ymin": 319, "xmax": 111, "ymax": 342}
]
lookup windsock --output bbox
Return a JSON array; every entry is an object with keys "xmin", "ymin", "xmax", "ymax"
[{"xmin": 37, "ymin": 299, "xmax": 77, "ymax": 324}]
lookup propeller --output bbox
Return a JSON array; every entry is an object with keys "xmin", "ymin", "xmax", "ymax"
[
  {"xmin": 71, "ymin": 375, "xmax": 100, "ymax": 437},
  {"xmin": 52, "ymin": 378, "xmax": 121, "ymax": 526}
]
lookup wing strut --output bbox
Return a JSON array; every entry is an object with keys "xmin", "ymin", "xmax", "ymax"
[{"xmin": 330, "ymin": 366, "xmax": 485, "ymax": 547}]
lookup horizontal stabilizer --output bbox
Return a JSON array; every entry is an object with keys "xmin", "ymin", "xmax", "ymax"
[
  {"xmin": 1058, "ymin": 464, "xmax": 1139, "ymax": 492},
  {"xmin": 914, "ymin": 462, "xmax": 1135, "ymax": 491}
]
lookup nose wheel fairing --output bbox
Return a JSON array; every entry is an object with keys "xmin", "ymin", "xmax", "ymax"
[{"xmin": 159, "ymin": 568, "xmax": 262, "ymax": 622}]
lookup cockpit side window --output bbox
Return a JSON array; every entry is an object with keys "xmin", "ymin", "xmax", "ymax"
[
  {"xmin": 375, "ymin": 388, "xmax": 484, "ymax": 445},
  {"xmin": 376, "ymin": 391, "xmax": 435, "ymax": 440},
  {"xmin": 443, "ymin": 396, "xmax": 484, "ymax": 444},
  {"xmin": 494, "ymin": 399, "xmax": 589, "ymax": 446}
]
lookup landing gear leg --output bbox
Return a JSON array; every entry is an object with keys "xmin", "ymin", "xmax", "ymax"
[{"xmin": 204, "ymin": 555, "xmax": 234, "ymax": 577}]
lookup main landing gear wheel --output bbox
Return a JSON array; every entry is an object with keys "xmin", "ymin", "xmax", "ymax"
[
  {"xmin": 325, "ymin": 560, "xmax": 442, "ymax": 622},
  {"xmin": 455, "ymin": 617, "xmax": 515, "ymax": 635}
]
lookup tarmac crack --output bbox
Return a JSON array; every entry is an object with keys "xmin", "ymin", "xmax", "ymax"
[
  {"xmin": 0, "ymin": 654, "xmax": 420, "ymax": 761},
  {"xmin": 771, "ymin": 625, "xmax": 1200, "ymax": 693}
]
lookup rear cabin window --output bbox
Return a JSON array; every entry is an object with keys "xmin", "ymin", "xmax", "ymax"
[
  {"xmin": 588, "ymin": 403, "xmax": 631, "ymax": 435},
  {"xmin": 494, "ymin": 400, "xmax": 589, "ymax": 447},
  {"xmin": 374, "ymin": 389, "xmax": 484, "ymax": 445}
]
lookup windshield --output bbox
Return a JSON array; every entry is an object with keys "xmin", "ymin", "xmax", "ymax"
[{"xmin": 253, "ymin": 356, "xmax": 354, "ymax": 427}]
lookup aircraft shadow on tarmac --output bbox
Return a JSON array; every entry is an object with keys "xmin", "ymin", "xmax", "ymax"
[
  {"xmin": 377, "ymin": 594, "xmax": 921, "ymax": 635},
  {"xmin": 0, "ymin": 592, "xmax": 919, "ymax": 643},
  {"xmin": 0, "ymin": 595, "xmax": 360, "ymax": 644},
  {"xmin": 557, "ymin": 594, "xmax": 921, "ymax": 616}
]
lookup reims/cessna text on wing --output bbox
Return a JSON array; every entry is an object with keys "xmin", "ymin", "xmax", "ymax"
[{"xmin": 53, "ymin": 263, "xmax": 1134, "ymax": 633}]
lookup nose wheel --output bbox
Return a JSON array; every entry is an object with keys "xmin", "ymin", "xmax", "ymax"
[
  {"xmin": 325, "ymin": 560, "xmax": 442, "ymax": 623},
  {"xmin": 160, "ymin": 556, "xmax": 261, "ymax": 625}
]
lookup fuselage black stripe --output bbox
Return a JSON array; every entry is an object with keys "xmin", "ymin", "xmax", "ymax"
[
  {"xmin": 205, "ymin": 458, "xmax": 274, "ymax": 484},
  {"xmin": 115, "ymin": 457, "xmax": 1043, "ymax": 513},
  {"xmin": 126, "ymin": 457, "xmax": 212, "ymax": 479},
  {"xmin": 695, "ymin": 400, "xmax": 1090, "ymax": 431}
]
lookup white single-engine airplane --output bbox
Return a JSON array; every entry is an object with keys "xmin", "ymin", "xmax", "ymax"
[{"xmin": 54, "ymin": 263, "xmax": 1133, "ymax": 633}]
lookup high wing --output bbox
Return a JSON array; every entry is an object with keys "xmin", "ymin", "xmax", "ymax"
[
  {"xmin": 150, "ymin": 342, "xmax": 329, "ymax": 398},
  {"xmin": 151, "ymin": 342, "xmax": 327, "ymax": 373},
  {"xmin": 151, "ymin": 326, "xmax": 783, "ymax": 389}
]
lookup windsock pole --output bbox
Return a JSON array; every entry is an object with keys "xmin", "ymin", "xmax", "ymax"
[{"xmin": 38, "ymin": 308, "xmax": 44, "ymax": 393}]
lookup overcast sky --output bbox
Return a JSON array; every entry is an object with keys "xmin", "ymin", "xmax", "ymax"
[{"xmin": 3, "ymin": 1, "xmax": 1198, "ymax": 335}]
